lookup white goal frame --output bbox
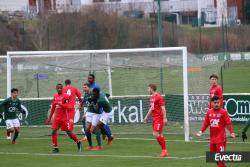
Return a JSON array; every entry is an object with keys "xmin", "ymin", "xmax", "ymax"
[{"xmin": 6, "ymin": 47, "xmax": 189, "ymax": 141}]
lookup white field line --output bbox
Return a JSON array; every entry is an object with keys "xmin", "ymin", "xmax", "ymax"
[
  {"xmin": 0, "ymin": 152, "xmax": 205, "ymax": 160},
  {"xmin": 0, "ymin": 137, "xmax": 249, "ymax": 144}
]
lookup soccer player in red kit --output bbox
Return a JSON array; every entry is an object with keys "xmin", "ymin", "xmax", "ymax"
[
  {"xmin": 62, "ymin": 79, "xmax": 82, "ymax": 122},
  {"xmin": 196, "ymin": 96, "xmax": 235, "ymax": 167},
  {"xmin": 209, "ymin": 74, "xmax": 223, "ymax": 109},
  {"xmin": 46, "ymin": 84, "xmax": 82, "ymax": 153},
  {"xmin": 144, "ymin": 84, "xmax": 168, "ymax": 157}
]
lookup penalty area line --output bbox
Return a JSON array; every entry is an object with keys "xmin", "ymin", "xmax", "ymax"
[{"xmin": 0, "ymin": 152, "xmax": 205, "ymax": 160}]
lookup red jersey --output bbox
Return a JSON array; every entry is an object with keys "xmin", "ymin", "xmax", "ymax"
[
  {"xmin": 150, "ymin": 93, "xmax": 165, "ymax": 121},
  {"xmin": 209, "ymin": 84, "xmax": 223, "ymax": 109},
  {"xmin": 48, "ymin": 93, "xmax": 67, "ymax": 121},
  {"xmin": 201, "ymin": 108, "xmax": 233, "ymax": 144},
  {"xmin": 62, "ymin": 85, "xmax": 82, "ymax": 109}
]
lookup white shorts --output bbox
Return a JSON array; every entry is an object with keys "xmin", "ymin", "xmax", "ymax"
[
  {"xmin": 5, "ymin": 118, "xmax": 20, "ymax": 129},
  {"xmin": 100, "ymin": 111, "xmax": 113, "ymax": 125},
  {"xmin": 85, "ymin": 112, "xmax": 101, "ymax": 126}
]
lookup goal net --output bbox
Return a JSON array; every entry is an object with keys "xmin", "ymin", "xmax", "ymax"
[
  {"xmin": 2, "ymin": 48, "xmax": 225, "ymax": 141},
  {"xmin": 0, "ymin": 56, "xmax": 7, "ymax": 98}
]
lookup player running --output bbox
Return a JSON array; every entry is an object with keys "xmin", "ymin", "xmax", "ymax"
[
  {"xmin": 242, "ymin": 118, "xmax": 250, "ymax": 142},
  {"xmin": 46, "ymin": 84, "xmax": 82, "ymax": 153},
  {"xmin": 92, "ymin": 87, "xmax": 114, "ymax": 145},
  {"xmin": 196, "ymin": 96, "xmax": 235, "ymax": 167},
  {"xmin": 143, "ymin": 84, "xmax": 168, "ymax": 157},
  {"xmin": 209, "ymin": 74, "xmax": 223, "ymax": 109},
  {"xmin": 0, "ymin": 88, "xmax": 25, "ymax": 144}
]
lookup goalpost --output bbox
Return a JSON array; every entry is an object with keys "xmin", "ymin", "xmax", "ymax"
[{"xmin": 6, "ymin": 47, "xmax": 190, "ymax": 141}]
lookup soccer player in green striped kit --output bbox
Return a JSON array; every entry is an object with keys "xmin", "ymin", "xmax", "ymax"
[{"xmin": 0, "ymin": 88, "xmax": 25, "ymax": 144}]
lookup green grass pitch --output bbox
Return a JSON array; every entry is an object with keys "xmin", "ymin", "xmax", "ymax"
[{"xmin": 0, "ymin": 124, "xmax": 249, "ymax": 167}]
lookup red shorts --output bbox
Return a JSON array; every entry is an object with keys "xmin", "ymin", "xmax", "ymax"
[
  {"xmin": 152, "ymin": 119, "xmax": 164, "ymax": 133},
  {"xmin": 210, "ymin": 142, "xmax": 226, "ymax": 152},
  {"xmin": 210, "ymin": 142, "xmax": 227, "ymax": 167},
  {"xmin": 51, "ymin": 118, "xmax": 74, "ymax": 131}
]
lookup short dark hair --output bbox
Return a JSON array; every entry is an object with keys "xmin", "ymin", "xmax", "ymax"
[
  {"xmin": 65, "ymin": 79, "xmax": 71, "ymax": 85},
  {"xmin": 92, "ymin": 87, "xmax": 100, "ymax": 94},
  {"xmin": 211, "ymin": 96, "xmax": 220, "ymax": 102},
  {"xmin": 88, "ymin": 74, "xmax": 95, "ymax": 79},
  {"xmin": 209, "ymin": 74, "xmax": 219, "ymax": 79},
  {"xmin": 11, "ymin": 88, "xmax": 18, "ymax": 93},
  {"xmin": 83, "ymin": 83, "xmax": 90, "ymax": 87},
  {"xmin": 148, "ymin": 84, "xmax": 157, "ymax": 91},
  {"xmin": 56, "ymin": 83, "xmax": 63, "ymax": 87}
]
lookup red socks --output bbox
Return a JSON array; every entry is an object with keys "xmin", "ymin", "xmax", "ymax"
[
  {"xmin": 52, "ymin": 133, "xmax": 58, "ymax": 148},
  {"xmin": 217, "ymin": 162, "xmax": 226, "ymax": 167},
  {"xmin": 157, "ymin": 136, "xmax": 166, "ymax": 150},
  {"xmin": 52, "ymin": 132, "xmax": 79, "ymax": 149},
  {"xmin": 68, "ymin": 133, "xmax": 79, "ymax": 143}
]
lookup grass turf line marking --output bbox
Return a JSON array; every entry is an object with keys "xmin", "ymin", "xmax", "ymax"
[{"xmin": 0, "ymin": 152, "xmax": 205, "ymax": 160}]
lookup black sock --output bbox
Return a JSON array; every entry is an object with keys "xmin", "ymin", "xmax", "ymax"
[
  {"xmin": 86, "ymin": 131, "xmax": 92, "ymax": 147},
  {"xmin": 101, "ymin": 126, "xmax": 111, "ymax": 138},
  {"xmin": 13, "ymin": 131, "xmax": 19, "ymax": 142}
]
